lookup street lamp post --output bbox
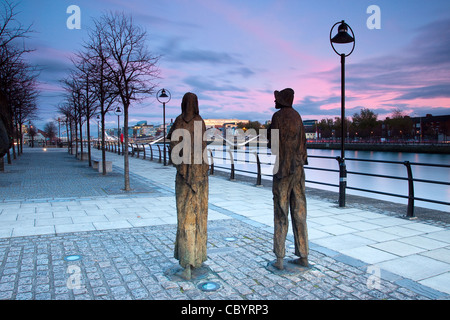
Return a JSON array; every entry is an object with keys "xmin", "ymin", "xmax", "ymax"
[
  {"xmin": 114, "ymin": 107, "xmax": 123, "ymax": 155},
  {"xmin": 157, "ymin": 88, "xmax": 171, "ymax": 166},
  {"xmin": 330, "ymin": 20, "xmax": 355, "ymax": 207}
]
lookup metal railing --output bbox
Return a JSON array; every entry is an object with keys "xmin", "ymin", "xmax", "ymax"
[{"xmin": 97, "ymin": 141, "xmax": 450, "ymax": 217}]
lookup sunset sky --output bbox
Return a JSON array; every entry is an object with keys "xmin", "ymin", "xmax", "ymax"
[{"xmin": 14, "ymin": 0, "xmax": 450, "ymax": 130}]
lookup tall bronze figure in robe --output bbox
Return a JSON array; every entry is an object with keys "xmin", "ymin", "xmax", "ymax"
[
  {"xmin": 268, "ymin": 88, "xmax": 309, "ymax": 270},
  {"xmin": 167, "ymin": 92, "xmax": 209, "ymax": 280}
]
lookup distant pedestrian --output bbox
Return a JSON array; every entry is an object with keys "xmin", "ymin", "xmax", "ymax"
[{"xmin": 268, "ymin": 88, "xmax": 309, "ymax": 270}]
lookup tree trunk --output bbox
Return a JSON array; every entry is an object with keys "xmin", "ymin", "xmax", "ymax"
[
  {"xmin": 87, "ymin": 116, "xmax": 92, "ymax": 166},
  {"xmin": 74, "ymin": 116, "xmax": 78, "ymax": 156},
  {"xmin": 101, "ymin": 108, "xmax": 106, "ymax": 176},
  {"xmin": 124, "ymin": 101, "xmax": 130, "ymax": 191},
  {"xmin": 65, "ymin": 121, "xmax": 69, "ymax": 153},
  {"xmin": 86, "ymin": 78, "xmax": 92, "ymax": 167},
  {"xmin": 79, "ymin": 114, "xmax": 83, "ymax": 159},
  {"xmin": 19, "ymin": 123, "xmax": 23, "ymax": 155},
  {"xmin": 6, "ymin": 148, "xmax": 11, "ymax": 164},
  {"xmin": 12, "ymin": 121, "xmax": 17, "ymax": 159}
]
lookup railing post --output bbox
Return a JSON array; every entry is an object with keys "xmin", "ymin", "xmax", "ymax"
[
  {"xmin": 142, "ymin": 144, "xmax": 146, "ymax": 160},
  {"xmin": 168, "ymin": 145, "xmax": 172, "ymax": 165},
  {"xmin": 163, "ymin": 144, "xmax": 167, "ymax": 166},
  {"xmin": 209, "ymin": 149, "xmax": 214, "ymax": 175},
  {"xmin": 404, "ymin": 161, "xmax": 415, "ymax": 218},
  {"xmin": 136, "ymin": 144, "xmax": 140, "ymax": 158},
  {"xmin": 254, "ymin": 152, "xmax": 262, "ymax": 186},
  {"xmin": 336, "ymin": 156, "xmax": 347, "ymax": 207},
  {"xmin": 150, "ymin": 144, "xmax": 154, "ymax": 161},
  {"xmin": 157, "ymin": 144, "xmax": 162, "ymax": 163},
  {"xmin": 228, "ymin": 150, "xmax": 235, "ymax": 181}
]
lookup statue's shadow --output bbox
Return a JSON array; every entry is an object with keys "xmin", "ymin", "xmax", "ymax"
[
  {"xmin": 265, "ymin": 259, "xmax": 314, "ymax": 275},
  {"xmin": 164, "ymin": 264, "xmax": 211, "ymax": 282}
]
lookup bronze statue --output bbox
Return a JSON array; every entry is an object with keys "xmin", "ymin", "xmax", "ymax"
[
  {"xmin": 167, "ymin": 92, "xmax": 209, "ymax": 280},
  {"xmin": 268, "ymin": 88, "xmax": 309, "ymax": 270}
]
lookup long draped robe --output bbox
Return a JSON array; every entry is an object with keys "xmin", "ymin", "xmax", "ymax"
[{"xmin": 167, "ymin": 92, "xmax": 209, "ymax": 269}]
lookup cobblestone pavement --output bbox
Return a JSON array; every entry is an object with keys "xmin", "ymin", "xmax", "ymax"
[
  {"xmin": 0, "ymin": 148, "xmax": 155, "ymax": 200},
  {"xmin": 0, "ymin": 147, "xmax": 449, "ymax": 301},
  {"xmin": 0, "ymin": 219, "xmax": 436, "ymax": 301}
]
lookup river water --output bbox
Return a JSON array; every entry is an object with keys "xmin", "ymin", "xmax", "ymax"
[{"xmin": 206, "ymin": 145, "xmax": 450, "ymax": 212}]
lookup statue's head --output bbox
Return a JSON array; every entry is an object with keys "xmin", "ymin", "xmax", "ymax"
[
  {"xmin": 181, "ymin": 92, "xmax": 199, "ymax": 122},
  {"xmin": 274, "ymin": 88, "xmax": 294, "ymax": 109}
]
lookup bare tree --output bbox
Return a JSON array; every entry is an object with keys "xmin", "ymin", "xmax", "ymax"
[
  {"xmin": 71, "ymin": 54, "xmax": 98, "ymax": 166},
  {"xmin": 0, "ymin": 1, "xmax": 32, "ymax": 52},
  {"xmin": 61, "ymin": 75, "xmax": 85, "ymax": 158},
  {"xmin": 83, "ymin": 22, "xmax": 119, "ymax": 175},
  {"xmin": 44, "ymin": 121, "xmax": 57, "ymax": 144},
  {"xmin": 9, "ymin": 60, "xmax": 39, "ymax": 155},
  {"xmin": 0, "ymin": 0, "xmax": 36, "ymax": 158},
  {"xmin": 94, "ymin": 12, "xmax": 160, "ymax": 190},
  {"xmin": 27, "ymin": 121, "xmax": 36, "ymax": 147},
  {"xmin": 57, "ymin": 102, "xmax": 76, "ymax": 153}
]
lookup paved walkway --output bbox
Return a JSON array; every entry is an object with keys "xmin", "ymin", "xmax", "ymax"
[{"xmin": 0, "ymin": 147, "xmax": 449, "ymax": 301}]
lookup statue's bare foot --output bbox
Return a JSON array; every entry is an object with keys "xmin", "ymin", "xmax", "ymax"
[
  {"xmin": 273, "ymin": 258, "xmax": 284, "ymax": 270},
  {"xmin": 181, "ymin": 265, "xmax": 192, "ymax": 280},
  {"xmin": 291, "ymin": 257, "xmax": 309, "ymax": 267}
]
